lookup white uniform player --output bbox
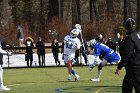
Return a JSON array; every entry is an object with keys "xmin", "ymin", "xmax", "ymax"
[
  {"xmin": 63, "ymin": 27, "xmax": 81, "ymax": 81},
  {"xmin": 0, "ymin": 41, "xmax": 11, "ymax": 91}
]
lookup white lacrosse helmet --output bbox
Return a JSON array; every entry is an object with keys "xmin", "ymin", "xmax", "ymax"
[
  {"xmin": 87, "ymin": 39, "xmax": 97, "ymax": 46},
  {"xmin": 70, "ymin": 29, "xmax": 81, "ymax": 38},
  {"xmin": 75, "ymin": 24, "xmax": 81, "ymax": 30}
]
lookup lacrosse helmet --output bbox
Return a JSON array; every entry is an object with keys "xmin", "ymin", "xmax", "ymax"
[
  {"xmin": 87, "ymin": 39, "xmax": 97, "ymax": 47},
  {"xmin": 124, "ymin": 18, "xmax": 136, "ymax": 30},
  {"xmin": 70, "ymin": 28, "xmax": 81, "ymax": 38},
  {"xmin": 75, "ymin": 24, "xmax": 81, "ymax": 30}
]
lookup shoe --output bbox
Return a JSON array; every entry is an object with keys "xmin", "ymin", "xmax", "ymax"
[
  {"xmin": 91, "ymin": 77, "xmax": 100, "ymax": 82},
  {"xmin": 75, "ymin": 75, "xmax": 80, "ymax": 81},
  {"xmin": 0, "ymin": 86, "xmax": 10, "ymax": 91},
  {"xmin": 67, "ymin": 77, "xmax": 71, "ymax": 81}
]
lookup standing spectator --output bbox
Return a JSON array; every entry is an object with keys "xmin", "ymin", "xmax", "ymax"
[
  {"xmin": 81, "ymin": 40, "xmax": 88, "ymax": 65},
  {"xmin": 24, "ymin": 37, "xmax": 34, "ymax": 67},
  {"xmin": 113, "ymin": 33, "xmax": 121, "ymax": 53},
  {"xmin": 96, "ymin": 34, "xmax": 105, "ymax": 60},
  {"xmin": 36, "ymin": 37, "xmax": 45, "ymax": 67},
  {"xmin": 115, "ymin": 18, "xmax": 140, "ymax": 93},
  {"xmin": 0, "ymin": 40, "xmax": 11, "ymax": 91},
  {"xmin": 97, "ymin": 34, "xmax": 106, "ymax": 44},
  {"xmin": 16, "ymin": 25, "xmax": 24, "ymax": 47},
  {"xmin": 51, "ymin": 39, "xmax": 60, "ymax": 66},
  {"xmin": 117, "ymin": 34, "xmax": 124, "ymax": 55},
  {"xmin": 74, "ymin": 49, "xmax": 80, "ymax": 65},
  {"xmin": 63, "ymin": 24, "xmax": 81, "ymax": 81},
  {"xmin": 106, "ymin": 37, "xmax": 116, "ymax": 51}
]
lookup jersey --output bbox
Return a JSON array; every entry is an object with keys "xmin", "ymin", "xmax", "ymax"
[
  {"xmin": 63, "ymin": 35, "xmax": 81, "ymax": 61},
  {"xmin": 93, "ymin": 42, "xmax": 121, "ymax": 63}
]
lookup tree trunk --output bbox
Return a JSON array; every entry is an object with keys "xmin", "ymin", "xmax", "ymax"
[
  {"xmin": 92, "ymin": 0, "xmax": 99, "ymax": 21},
  {"xmin": 124, "ymin": 0, "xmax": 132, "ymax": 20},
  {"xmin": 58, "ymin": 0, "xmax": 63, "ymax": 20},
  {"xmin": 72, "ymin": 0, "xmax": 80, "ymax": 26},
  {"xmin": 106, "ymin": 0, "xmax": 114, "ymax": 19},
  {"xmin": 90, "ymin": 0, "xmax": 93, "ymax": 22},
  {"xmin": 137, "ymin": 0, "xmax": 140, "ymax": 31}
]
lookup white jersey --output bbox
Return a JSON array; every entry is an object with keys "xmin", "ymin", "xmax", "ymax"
[{"xmin": 63, "ymin": 35, "xmax": 81, "ymax": 61}]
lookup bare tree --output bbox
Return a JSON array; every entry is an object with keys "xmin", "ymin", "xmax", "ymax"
[
  {"xmin": 106, "ymin": 0, "xmax": 114, "ymax": 19},
  {"xmin": 72, "ymin": 0, "xmax": 80, "ymax": 26},
  {"xmin": 124, "ymin": 0, "xmax": 132, "ymax": 20},
  {"xmin": 137, "ymin": 0, "xmax": 140, "ymax": 31}
]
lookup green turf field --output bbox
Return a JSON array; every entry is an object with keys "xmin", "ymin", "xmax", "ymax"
[{"xmin": 2, "ymin": 66, "xmax": 132, "ymax": 93}]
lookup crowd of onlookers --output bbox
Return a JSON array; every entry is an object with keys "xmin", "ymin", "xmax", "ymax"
[{"xmin": 7, "ymin": 32, "xmax": 124, "ymax": 68}]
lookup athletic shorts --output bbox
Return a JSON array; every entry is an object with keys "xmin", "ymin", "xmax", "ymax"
[{"xmin": 63, "ymin": 54, "xmax": 75, "ymax": 64}]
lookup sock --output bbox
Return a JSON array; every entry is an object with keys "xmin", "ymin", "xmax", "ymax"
[
  {"xmin": 71, "ymin": 69, "xmax": 76, "ymax": 76},
  {"xmin": 0, "ymin": 66, "xmax": 3, "ymax": 87},
  {"xmin": 97, "ymin": 70, "xmax": 102, "ymax": 78}
]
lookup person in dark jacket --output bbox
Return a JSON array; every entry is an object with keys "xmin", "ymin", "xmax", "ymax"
[
  {"xmin": 81, "ymin": 40, "xmax": 88, "ymax": 65},
  {"xmin": 115, "ymin": 18, "xmax": 140, "ymax": 93},
  {"xmin": 24, "ymin": 37, "xmax": 34, "ymax": 67},
  {"xmin": 36, "ymin": 37, "xmax": 45, "ymax": 67},
  {"xmin": 51, "ymin": 39, "xmax": 60, "ymax": 66},
  {"xmin": 106, "ymin": 37, "xmax": 116, "ymax": 52}
]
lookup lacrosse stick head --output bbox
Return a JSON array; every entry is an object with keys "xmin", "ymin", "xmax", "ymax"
[
  {"xmin": 70, "ymin": 29, "xmax": 81, "ymax": 38},
  {"xmin": 75, "ymin": 24, "xmax": 81, "ymax": 30}
]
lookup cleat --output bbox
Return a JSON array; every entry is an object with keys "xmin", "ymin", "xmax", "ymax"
[
  {"xmin": 67, "ymin": 77, "xmax": 71, "ymax": 81},
  {"xmin": 91, "ymin": 77, "xmax": 100, "ymax": 82},
  {"xmin": 75, "ymin": 75, "xmax": 80, "ymax": 81},
  {"xmin": 0, "ymin": 86, "xmax": 10, "ymax": 91}
]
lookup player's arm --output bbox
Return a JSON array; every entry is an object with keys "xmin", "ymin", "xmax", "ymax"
[
  {"xmin": 115, "ymin": 37, "xmax": 134, "ymax": 75},
  {"xmin": 0, "ymin": 48, "xmax": 11, "ymax": 55}
]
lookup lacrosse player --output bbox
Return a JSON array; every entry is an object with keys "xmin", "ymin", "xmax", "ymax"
[
  {"xmin": 63, "ymin": 25, "xmax": 81, "ymax": 81},
  {"xmin": 0, "ymin": 41, "xmax": 11, "ymax": 91},
  {"xmin": 88, "ymin": 39, "xmax": 121, "ymax": 81}
]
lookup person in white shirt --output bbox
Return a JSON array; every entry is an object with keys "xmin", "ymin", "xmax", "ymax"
[
  {"xmin": 0, "ymin": 41, "xmax": 11, "ymax": 91},
  {"xmin": 63, "ymin": 24, "xmax": 81, "ymax": 81}
]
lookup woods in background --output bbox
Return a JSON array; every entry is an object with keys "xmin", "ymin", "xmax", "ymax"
[{"xmin": 0, "ymin": 0, "xmax": 139, "ymax": 44}]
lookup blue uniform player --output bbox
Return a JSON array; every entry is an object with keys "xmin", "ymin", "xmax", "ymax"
[{"xmin": 88, "ymin": 39, "xmax": 121, "ymax": 81}]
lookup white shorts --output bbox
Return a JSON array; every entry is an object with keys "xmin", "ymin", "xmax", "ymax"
[{"xmin": 63, "ymin": 54, "xmax": 75, "ymax": 64}]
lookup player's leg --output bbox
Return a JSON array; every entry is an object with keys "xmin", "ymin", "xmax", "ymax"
[
  {"xmin": 0, "ymin": 65, "xmax": 10, "ymax": 91},
  {"xmin": 71, "ymin": 68, "xmax": 79, "ymax": 81},
  {"xmin": 122, "ymin": 75, "xmax": 133, "ymax": 93},
  {"xmin": 66, "ymin": 60, "xmax": 72, "ymax": 80},
  {"xmin": 91, "ymin": 59, "xmax": 107, "ymax": 81}
]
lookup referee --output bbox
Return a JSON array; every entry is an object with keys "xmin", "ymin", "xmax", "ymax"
[{"xmin": 115, "ymin": 18, "xmax": 140, "ymax": 93}]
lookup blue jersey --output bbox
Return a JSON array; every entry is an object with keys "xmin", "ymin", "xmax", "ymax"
[{"xmin": 93, "ymin": 42, "xmax": 121, "ymax": 63}]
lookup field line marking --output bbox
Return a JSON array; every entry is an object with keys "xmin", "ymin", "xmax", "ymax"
[
  {"xmin": 95, "ymin": 87, "xmax": 111, "ymax": 93},
  {"xmin": 8, "ymin": 84, "xmax": 21, "ymax": 86}
]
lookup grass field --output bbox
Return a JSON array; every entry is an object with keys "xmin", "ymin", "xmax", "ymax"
[{"xmin": 2, "ymin": 66, "xmax": 129, "ymax": 93}]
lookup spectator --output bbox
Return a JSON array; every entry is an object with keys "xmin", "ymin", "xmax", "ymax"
[
  {"xmin": 36, "ymin": 37, "xmax": 45, "ymax": 67},
  {"xmin": 16, "ymin": 25, "xmax": 24, "ymax": 47},
  {"xmin": 117, "ymin": 34, "xmax": 124, "ymax": 55},
  {"xmin": 0, "ymin": 40, "xmax": 11, "ymax": 91},
  {"xmin": 113, "ymin": 33, "xmax": 121, "ymax": 53},
  {"xmin": 115, "ymin": 18, "xmax": 140, "ymax": 93},
  {"xmin": 106, "ymin": 37, "xmax": 116, "ymax": 51},
  {"xmin": 81, "ymin": 40, "xmax": 88, "ymax": 65},
  {"xmin": 24, "ymin": 37, "xmax": 34, "ymax": 67},
  {"xmin": 97, "ymin": 34, "xmax": 106, "ymax": 44},
  {"xmin": 74, "ymin": 49, "xmax": 80, "ymax": 65},
  {"xmin": 51, "ymin": 39, "xmax": 60, "ymax": 66}
]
